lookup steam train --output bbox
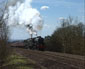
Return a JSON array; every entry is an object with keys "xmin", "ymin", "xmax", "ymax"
[
  {"xmin": 24, "ymin": 36, "xmax": 45, "ymax": 51},
  {"xmin": 11, "ymin": 36, "xmax": 45, "ymax": 51}
]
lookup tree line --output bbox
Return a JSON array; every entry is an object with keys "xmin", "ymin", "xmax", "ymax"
[{"xmin": 44, "ymin": 17, "xmax": 85, "ymax": 56}]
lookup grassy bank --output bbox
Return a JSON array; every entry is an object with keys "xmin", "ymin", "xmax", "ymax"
[{"xmin": 0, "ymin": 53, "xmax": 40, "ymax": 69}]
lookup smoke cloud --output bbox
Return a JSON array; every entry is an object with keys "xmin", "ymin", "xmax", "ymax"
[{"xmin": 5, "ymin": 0, "xmax": 43, "ymax": 35}]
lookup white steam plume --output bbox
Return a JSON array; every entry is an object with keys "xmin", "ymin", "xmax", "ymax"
[{"xmin": 5, "ymin": 0, "xmax": 43, "ymax": 35}]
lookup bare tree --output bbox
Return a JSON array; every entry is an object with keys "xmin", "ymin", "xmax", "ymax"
[{"xmin": 0, "ymin": 0, "xmax": 10, "ymax": 67}]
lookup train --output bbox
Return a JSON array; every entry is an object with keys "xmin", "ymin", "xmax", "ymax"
[
  {"xmin": 11, "ymin": 36, "xmax": 45, "ymax": 51},
  {"xmin": 24, "ymin": 36, "xmax": 45, "ymax": 51}
]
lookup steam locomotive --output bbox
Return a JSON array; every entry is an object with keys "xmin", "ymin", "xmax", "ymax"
[{"xmin": 23, "ymin": 36, "xmax": 45, "ymax": 51}]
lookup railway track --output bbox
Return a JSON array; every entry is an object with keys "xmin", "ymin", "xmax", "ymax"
[{"xmin": 15, "ymin": 48, "xmax": 85, "ymax": 69}]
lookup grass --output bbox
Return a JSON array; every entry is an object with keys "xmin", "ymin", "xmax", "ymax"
[{"xmin": 1, "ymin": 53, "xmax": 38, "ymax": 69}]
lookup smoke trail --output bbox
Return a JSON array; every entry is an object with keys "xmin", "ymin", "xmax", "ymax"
[{"xmin": 5, "ymin": 0, "xmax": 43, "ymax": 35}]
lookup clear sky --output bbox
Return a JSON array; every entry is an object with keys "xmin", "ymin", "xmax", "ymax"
[{"xmin": 1, "ymin": 0, "xmax": 84, "ymax": 40}]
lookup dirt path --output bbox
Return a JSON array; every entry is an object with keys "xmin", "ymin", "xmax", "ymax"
[{"xmin": 14, "ymin": 48, "xmax": 85, "ymax": 69}]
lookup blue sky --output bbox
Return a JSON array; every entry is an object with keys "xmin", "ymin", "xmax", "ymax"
[
  {"xmin": 1, "ymin": 0, "xmax": 84, "ymax": 40},
  {"xmin": 31, "ymin": 0, "xmax": 84, "ymax": 36}
]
